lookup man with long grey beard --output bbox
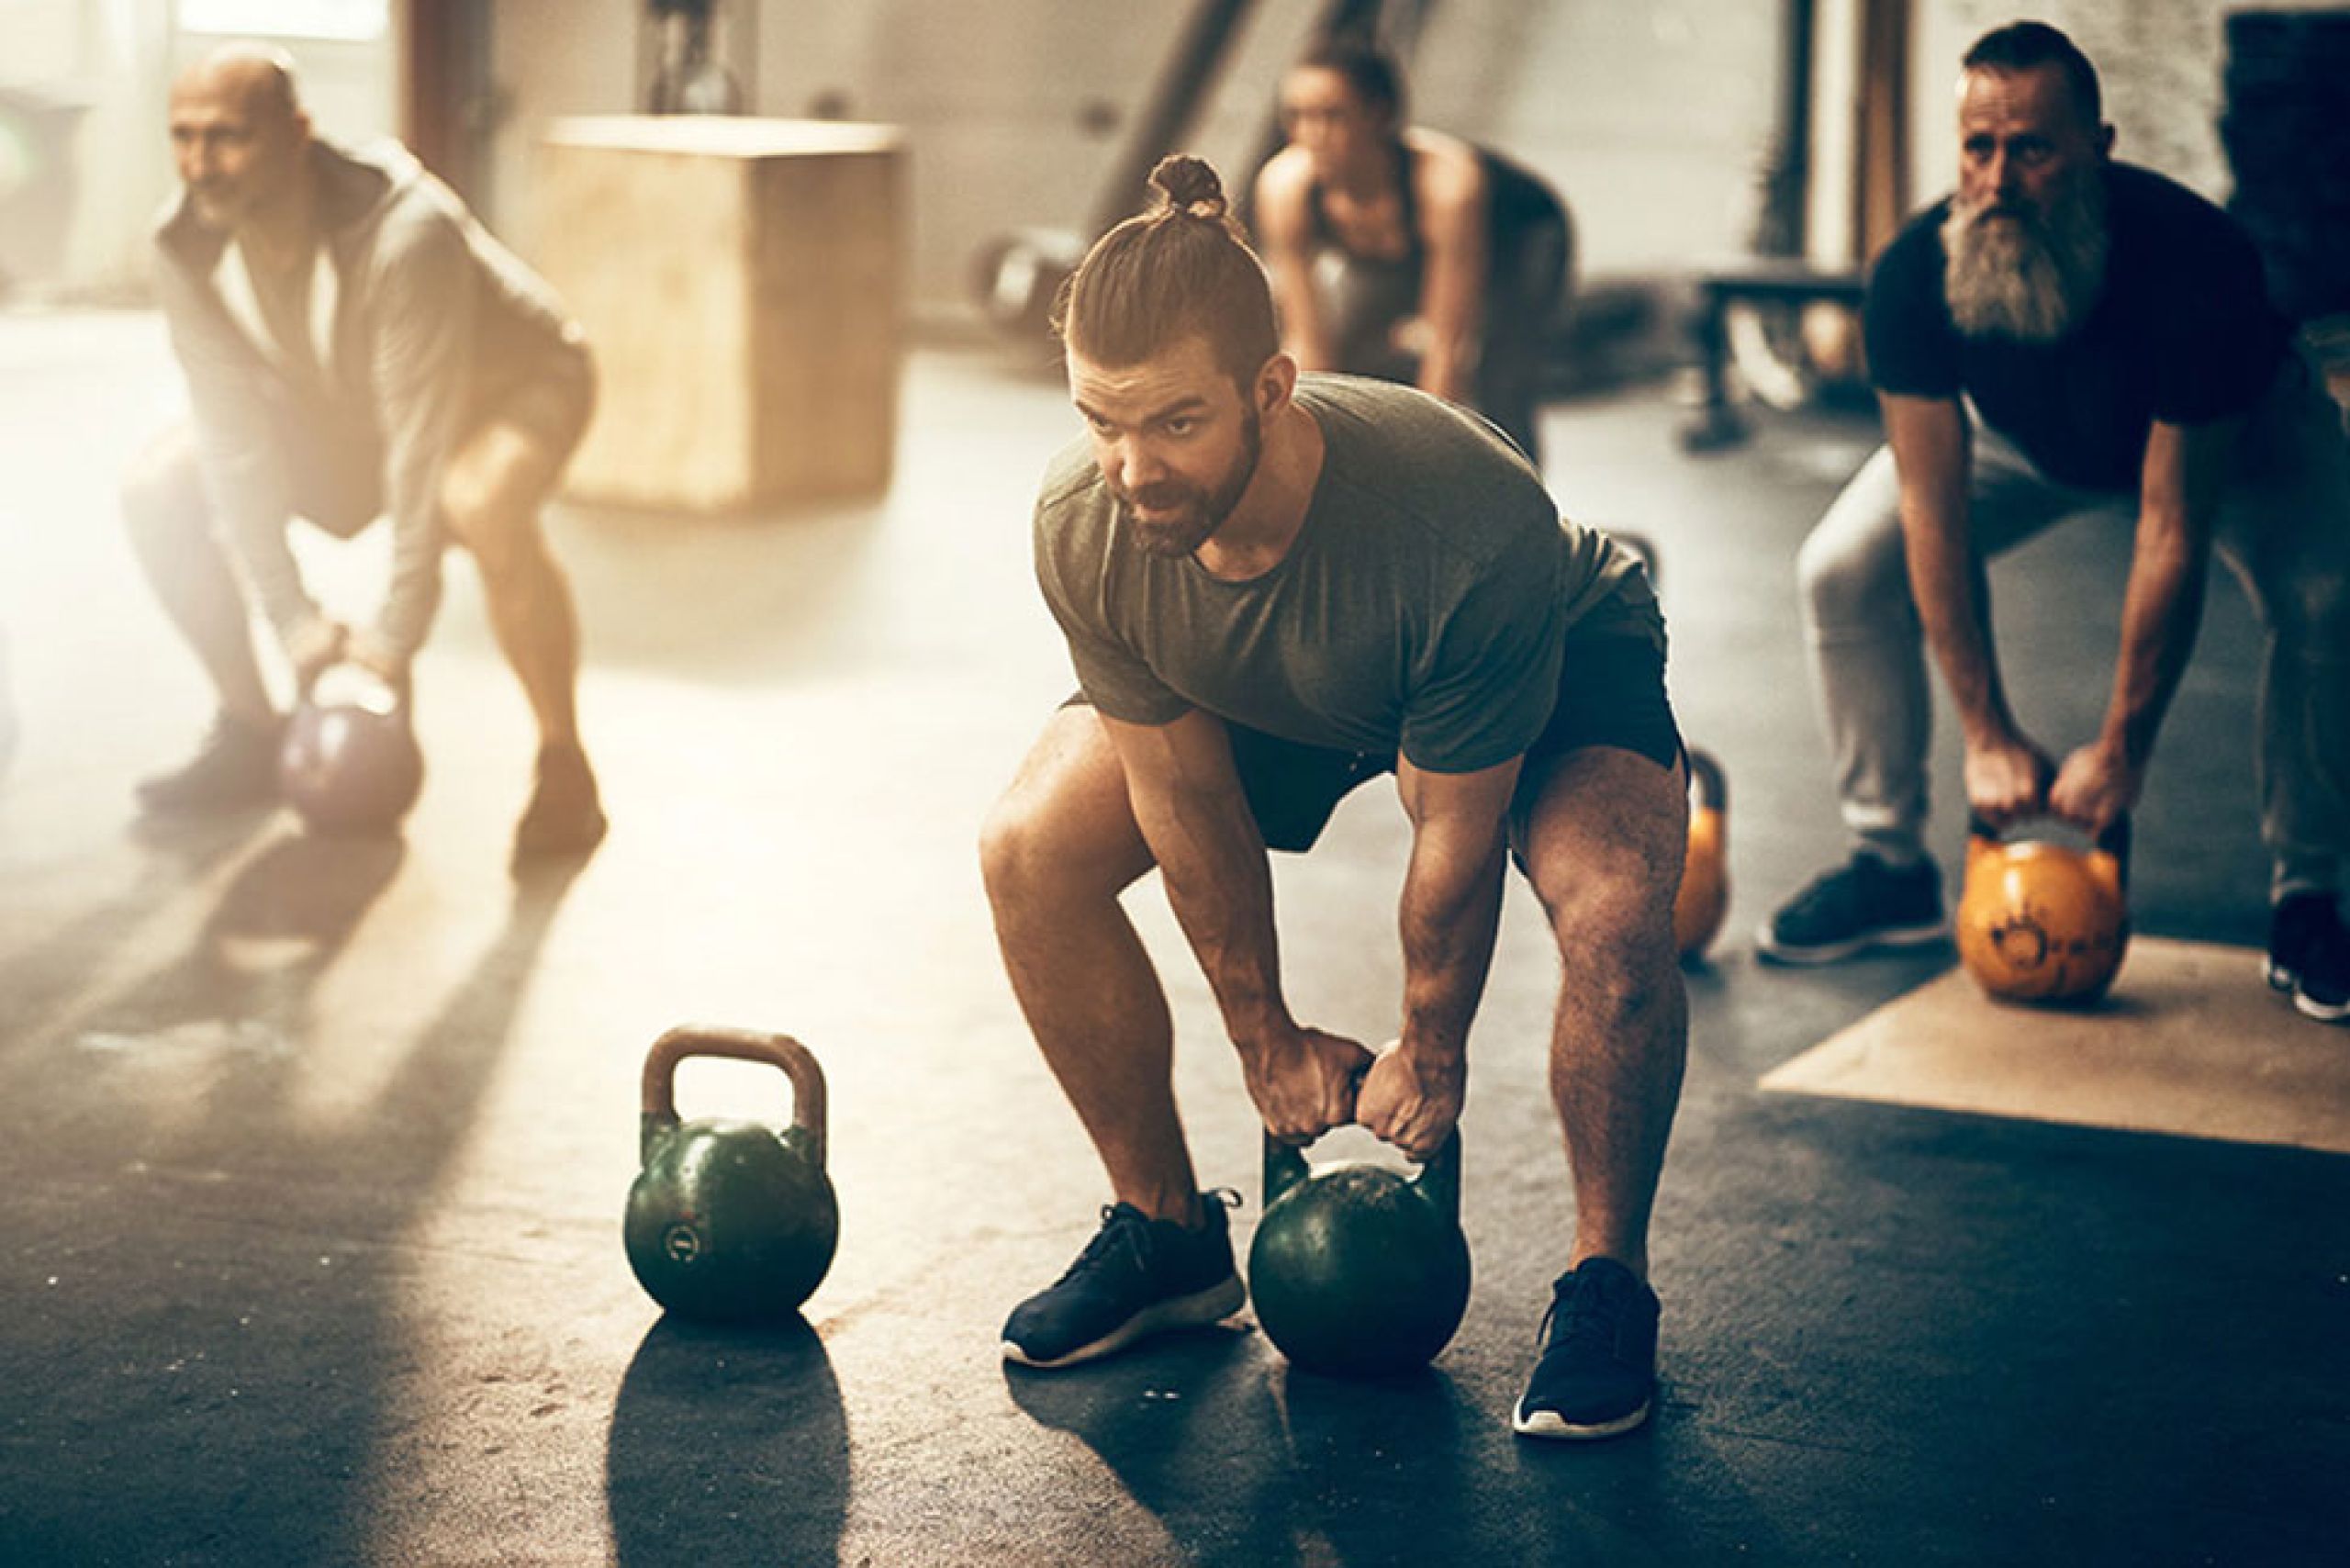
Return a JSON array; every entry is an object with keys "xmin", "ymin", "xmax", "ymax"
[{"xmin": 1755, "ymin": 20, "xmax": 2350, "ymax": 1025}]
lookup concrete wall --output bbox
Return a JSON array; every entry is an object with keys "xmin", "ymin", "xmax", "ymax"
[
  {"xmin": 1909, "ymin": 0, "xmax": 2349, "ymax": 209},
  {"xmin": 480, "ymin": 0, "xmax": 1789, "ymax": 322},
  {"xmin": 18, "ymin": 1, "xmax": 2334, "ymax": 318},
  {"xmin": 1416, "ymin": 0, "xmax": 1785, "ymax": 273}
]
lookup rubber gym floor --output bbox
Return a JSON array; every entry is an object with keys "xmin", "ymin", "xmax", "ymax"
[{"xmin": 2, "ymin": 308, "xmax": 2344, "ymax": 1567}]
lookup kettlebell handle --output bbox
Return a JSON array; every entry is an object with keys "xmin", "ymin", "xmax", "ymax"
[
  {"xmin": 1965, "ymin": 812, "xmax": 2131, "ymax": 886},
  {"xmin": 640, "ymin": 1024, "xmax": 827, "ymax": 1169},
  {"xmin": 1686, "ymin": 747, "xmax": 1726, "ymax": 813},
  {"xmin": 1262, "ymin": 1127, "xmax": 1462, "ymax": 1223}
]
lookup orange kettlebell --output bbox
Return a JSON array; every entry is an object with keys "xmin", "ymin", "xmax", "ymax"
[
  {"xmin": 1955, "ymin": 815, "xmax": 2131, "ymax": 1004},
  {"xmin": 1673, "ymin": 749, "xmax": 1729, "ymax": 959}
]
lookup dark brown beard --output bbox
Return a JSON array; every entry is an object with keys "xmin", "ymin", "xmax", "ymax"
[
  {"xmin": 1942, "ymin": 169, "xmax": 2109, "ymax": 342},
  {"xmin": 1115, "ymin": 405, "xmax": 1263, "ymax": 558}
]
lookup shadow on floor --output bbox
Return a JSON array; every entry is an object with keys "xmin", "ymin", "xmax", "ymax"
[
  {"xmin": 605, "ymin": 1315, "xmax": 850, "ymax": 1566},
  {"xmin": 0, "ymin": 844, "xmax": 585, "ymax": 1563}
]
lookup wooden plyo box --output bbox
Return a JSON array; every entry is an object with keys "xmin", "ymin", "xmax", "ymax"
[{"xmin": 534, "ymin": 117, "xmax": 905, "ymax": 510}]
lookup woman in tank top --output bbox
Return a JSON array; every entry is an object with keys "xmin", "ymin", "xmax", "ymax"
[{"xmin": 1253, "ymin": 34, "xmax": 1570, "ymax": 463}]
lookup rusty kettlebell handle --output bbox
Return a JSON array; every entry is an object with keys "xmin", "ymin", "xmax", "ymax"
[{"xmin": 641, "ymin": 1024, "xmax": 827, "ymax": 1170}]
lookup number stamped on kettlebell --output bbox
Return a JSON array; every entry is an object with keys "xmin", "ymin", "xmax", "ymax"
[{"xmin": 661, "ymin": 1224, "xmax": 704, "ymax": 1264}]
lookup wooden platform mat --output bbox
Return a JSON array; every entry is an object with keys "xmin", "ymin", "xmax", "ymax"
[{"xmin": 1760, "ymin": 937, "xmax": 2350, "ymax": 1155}]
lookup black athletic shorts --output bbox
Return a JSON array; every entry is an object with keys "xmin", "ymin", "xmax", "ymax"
[{"xmin": 1076, "ymin": 588, "xmax": 1681, "ymax": 857}]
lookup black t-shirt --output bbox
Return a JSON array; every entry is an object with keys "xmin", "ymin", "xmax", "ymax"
[{"xmin": 1864, "ymin": 162, "xmax": 2290, "ymax": 492}]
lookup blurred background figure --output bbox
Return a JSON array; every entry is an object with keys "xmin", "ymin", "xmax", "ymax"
[
  {"xmin": 2218, "ymin": 8, "xmax": 2350, "ymax": 435},
  {"xmin": 123, "ymin": 42, "xmax": 607, "ymax": 859},
  {"xmin": 1252, "ymin": 33, "xmax": 1570, "ymax": 467}
]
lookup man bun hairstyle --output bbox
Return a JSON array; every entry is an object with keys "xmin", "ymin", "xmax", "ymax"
[
  {"xmin": 1054, "ymin": 154, "xmax": 1281, "ymax": 386},
  {"xmin": 1152, "ymin": 152, "xmax": 1227, "ymax": 218},
  {"xmin": 1963, "ymin": 19, "xmax": 2102, "ymax": 127}
]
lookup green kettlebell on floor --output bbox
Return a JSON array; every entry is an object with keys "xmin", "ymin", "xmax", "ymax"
[
  {"xmin": 625, "ymin": 1025, "xmax": 838, "ymax": 1323},
  {"xmin": 1248, "ymin": 1129, "xmax": 1472, "ymax": 1376}
]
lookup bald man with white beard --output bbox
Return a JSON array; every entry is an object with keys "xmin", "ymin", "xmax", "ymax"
[{"xmin": 1754, "ymin": 21, "xmax": 2350, "ymax": 1025}]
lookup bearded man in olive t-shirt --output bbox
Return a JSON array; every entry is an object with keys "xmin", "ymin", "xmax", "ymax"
[{"xmin": 981, "ymin": 152, "xmax": 1690, "ymax": 1443}]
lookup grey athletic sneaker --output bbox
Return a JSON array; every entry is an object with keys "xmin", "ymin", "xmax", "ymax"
[
  {"xmin": 1002, "ymin": 1193, "xmax": 1245, "ymax": 1370},
  {"xmin": 1756, "ymin": 852, "xmax": 1947, "ymax": 965}
]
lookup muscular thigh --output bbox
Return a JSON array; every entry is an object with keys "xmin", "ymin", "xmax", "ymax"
[
  {"xmin": 438, "ymin": 420, "xmax": 565, "ymax": 562},
  {"xmin": 440, "ymin": 354, "xmax": 595, "ymax": 561},
  {"xmin": 992, "ymin": 705, "xmax": 1157, "ymax": 895},
  {"xmin": 1517, "ymin": 745, "xmax": 1689, "ymax": 955},
  {"xmin": 1506, "ymin": 621, "xmax": 1686, "ymax": 948}
]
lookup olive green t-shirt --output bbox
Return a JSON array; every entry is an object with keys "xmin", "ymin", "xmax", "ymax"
[{"xmin": 1034, "ymin": 375, "xmax": 1642, "ymax": 774}]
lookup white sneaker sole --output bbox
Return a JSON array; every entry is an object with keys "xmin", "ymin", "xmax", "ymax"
[
  {"xmin": 2266, "ymin": 956, "xmax": 2350, "ymax": 1023},
  {"xmin": 1753, "ymin": 916, "xmax": 1950, "ymax": 967},
  {"xmin": 1002, "ymin": 1276, "xmax": 1247, "ymax": 1370},
  {"xmin": 1512, "ymin": 1396, "xmax": 1651, "ymax": 1441}
]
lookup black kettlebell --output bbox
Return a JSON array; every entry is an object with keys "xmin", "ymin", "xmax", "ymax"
[
  {"xmin": 279, "ymin": 663, "xmax": 423, "ymax": 835},
  {"xmin": 1248, "ymin": 1129, "xmax": 1472, "ymax": 1376},
  {"xmin": 624, "ymin": 1025, "xmax": 838, "ymax": 1324}
]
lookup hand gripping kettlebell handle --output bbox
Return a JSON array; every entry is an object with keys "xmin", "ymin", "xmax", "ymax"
[
  {"xmin": 1261, "ymin": 1127, "xmax": 1462, "ymax": 1223},
  {"xmin": 641, "ymin": 1024, "xmax": 827, "ymax": 1170}
]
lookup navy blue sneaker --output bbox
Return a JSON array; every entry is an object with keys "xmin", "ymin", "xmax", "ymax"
[
  {"xmin": 1757, "ymin": 852, "xmax": 1947, "ymax": 965},
  {"xmin": 2267, "ymin": 892, "xmax": 2350, "ymax": 1025},
  {"xmin": 1002, "ymin": 1193, "xmax": 1245, "ymax": 1369},
  {"xmin": 1513, "ymin": 1257, "xmax": 1660, "ymax": 1440}
]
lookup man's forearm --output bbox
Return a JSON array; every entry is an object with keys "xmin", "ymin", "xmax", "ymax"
[
  {"xmin": 217, "ymin": 480, "xmax": 316, "ymax": 644},
  {"xmin": 1883, "ymin": 394, "xmax": 2017, "ymax": 748},
  {"xmin": 2101, "ymin": 418, "xmax": 2228, "ymax": 770},
  {"xmin": 164, "ymin": 327, "xmax": 314, "ymax": 643},
  {"xmin": 1396, "ymin": 818, "xmax": 1507, "ymax": 1064},
  {"xmin": 366, "ymin": 225, "xmax": 480, "ymax": 666},
  {"xmin": 368, "ymin": 364, "xmax": 464, "ymax": 666},
  {"xmin": 2103, "ymin": 508, "xmax": 2210, "ymax": 767},
  {"xmin": 1901, "ymin": 497, "xmax": 2012, "ymax": 745},
  {"xmin": 1137, "ymin": 783, "xmax": 1292, "ymax": 1045}
]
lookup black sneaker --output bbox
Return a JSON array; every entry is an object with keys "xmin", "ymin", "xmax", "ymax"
[
  {"xmin": 1002, "ymin": 1193, "xmax": 1245, "ymax": 1369},
  {"xmin": 135, "ymin": 712, "xmax": 283, "ymax": 814},
  {"xmin": 1513, "ymin": 1257, "xmax": 1659, "ymax": 1441},
  {"xmin": 1756, "ymin": 852, "xmax": 1948, "ymax": 965},
  {"xmin": 2266, "ymin": 892, "xmax": 2350, "ymax": 1025}
]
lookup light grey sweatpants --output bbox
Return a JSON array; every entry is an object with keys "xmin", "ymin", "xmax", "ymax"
[{"xmin": 1796, "ymin": 354, "xmax": 2350, "ymax": 897}]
